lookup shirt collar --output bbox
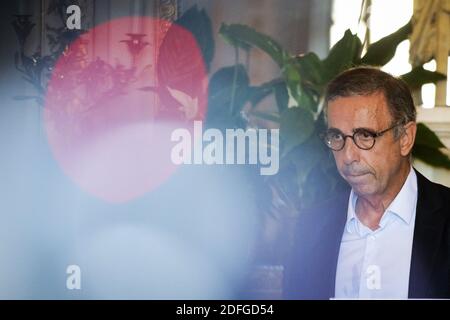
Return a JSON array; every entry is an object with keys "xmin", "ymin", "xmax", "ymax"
[
  {"xmin": 383, "ymin": 167, "xmax": 417, "ymax": 225},
  {"xmin": 345, "ymin": 189, "xmax": 358, "ymax": 234},
  {"xmin": 345, "ymin": 167, "xmax": 418, "ymax": 233}
]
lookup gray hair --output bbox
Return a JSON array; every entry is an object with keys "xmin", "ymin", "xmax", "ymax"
[{"xmin": 324, "ymin": 66, "xmax": 416, "ymax": 138}]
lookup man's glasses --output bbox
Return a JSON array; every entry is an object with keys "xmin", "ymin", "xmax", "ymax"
[{"xmin": 321, "ymin": 123, "xmax": 401, "ymax": 151}]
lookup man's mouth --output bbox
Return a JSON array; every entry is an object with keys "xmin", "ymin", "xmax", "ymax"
[
  {"xmin": 344, "ymin": 172, "xmax": 371, "ymax": 182},
  {"xmin": 347, "ymin": 172, "xmax": 368, "ymax": 177}
]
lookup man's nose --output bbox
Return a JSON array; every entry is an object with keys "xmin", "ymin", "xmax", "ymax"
[{"xmin": 341, "ymin": 137, "xmax": 360, "ymax": 165}]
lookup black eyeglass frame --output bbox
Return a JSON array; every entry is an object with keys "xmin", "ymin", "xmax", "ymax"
[{"xmin": 321, "ymin": 123, "xmax": 402, "ymax": 151}]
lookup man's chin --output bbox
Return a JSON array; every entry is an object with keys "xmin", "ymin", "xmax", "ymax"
[{"xmin": 349, "ymin": 183, "xmax": 378, "ymax": 197}]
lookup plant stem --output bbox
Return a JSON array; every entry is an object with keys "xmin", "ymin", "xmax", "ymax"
[
  {"xmin": 245, "ymin": 50, "xmax": 250, "ymax": 73},
  {"xmin": 229, "ymin": 46, "xmax": 240, "ymax": 116}
]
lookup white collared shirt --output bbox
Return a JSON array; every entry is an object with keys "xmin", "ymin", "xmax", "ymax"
[{"xmin": 334, "ymin": 167, "xmax": 418, "ymax": 299}]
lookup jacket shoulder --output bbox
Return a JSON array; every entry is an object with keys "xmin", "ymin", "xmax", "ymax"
[{"xmin": 415, "ymin": 169, "xmax": 450, "ymax": 210}]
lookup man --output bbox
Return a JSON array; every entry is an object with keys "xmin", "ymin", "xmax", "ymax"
[{"xmin": 284, "ymin": 67, "xmax": 450, "ymax": 299}]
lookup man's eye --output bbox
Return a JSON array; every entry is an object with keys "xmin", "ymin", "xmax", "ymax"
[
  {"xmin": 358, "ymin": 131, "xmax": 373, "ymax": 139},
  {"xmin": 331, "ymin": 133, "xmax": 343, "ymax": 140}
]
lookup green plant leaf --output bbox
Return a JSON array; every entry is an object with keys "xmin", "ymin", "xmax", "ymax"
[
  {"xmin": 413, "ymin": 123, "xmax": 450, "ymax": 169},
  {"xmin": 415, "ymin": 123, "xmax": 446, "ymax": 148},
  {"xmin": 248, "ymin": 78, "xmax": 284, "ymax": 106},
  {"xmin": 219, "ymin": 23, "xmax": 286, "ymax": 66},
  {"xmin": 295, "ymin": 52, "xmax": 325, "ymax": 86},
  {"xmin": 292, "ymin": 134, "xmax": 324, "ymax": 183},
  {"xmin": 219, "ymin": 23, "xmax": 304, "ymax": 110},
  {"xmin": 274, "ymin": 81, "xmax": 289, "ymax": 113},
  {"xmin": 297, "ymin": 90, "xmax": 317, "ymax": 112},
  {"xmin": 280, "ymin": 107, "xmax": 315, "ymax": 155},
  {"xmin": 249, "ymin": 79, "xmax": 289, "ymax": 113},
  {"xmin": 250, "ymin": 110, "xmax": 280, "ymax": 123},
  {"xmin": 400, "ymin": 66, "xmax": 447, "ymax": 90},
  {"xmin": 219, "ymin": 25, "xmax": 251, "ymax": 51},
  {"xmin": 322, "ymin": 30, "xmax": 362, "ymax": 82},
  {"xmin": 176, "ymin": 5, "xmax": 215, "ymax": 71},
  {"xmin": 413, "ymin": 145, "xmax": 450, "ymax": 169},
  {"xmin": 283, "ymin": 64, "xmax": 303, "ymax": 104},
  {"xmin": 207, "ymin": 64, "xmax": 249, "ymax": 128},
  {"xmin": 361, "ymin": 21, "xmax": 412, "ymax": 66}
]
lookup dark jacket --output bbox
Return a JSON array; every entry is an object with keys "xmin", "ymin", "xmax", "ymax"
[{"xmin": 284, "ymin": 169, "xmax": 450, "ymax": 299}]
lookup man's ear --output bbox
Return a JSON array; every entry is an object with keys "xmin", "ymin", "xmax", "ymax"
[{"xmin": 400, "ymin": 121, "xmax": 417, "ymax": 157}]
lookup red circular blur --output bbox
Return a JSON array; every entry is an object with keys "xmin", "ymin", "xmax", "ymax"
[{"xmin": 44, "ymin": 17, "xmax": 208, "ymax": 203}]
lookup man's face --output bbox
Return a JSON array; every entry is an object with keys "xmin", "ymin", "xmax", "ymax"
[{"xmin": 326, "ymin": 92, "xmax": 405, "ymax": 197}]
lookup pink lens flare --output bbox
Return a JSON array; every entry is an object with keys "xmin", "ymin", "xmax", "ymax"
[{"xmin": 44, "ymin": 17, "xmax": 208, "ymax": 203}]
